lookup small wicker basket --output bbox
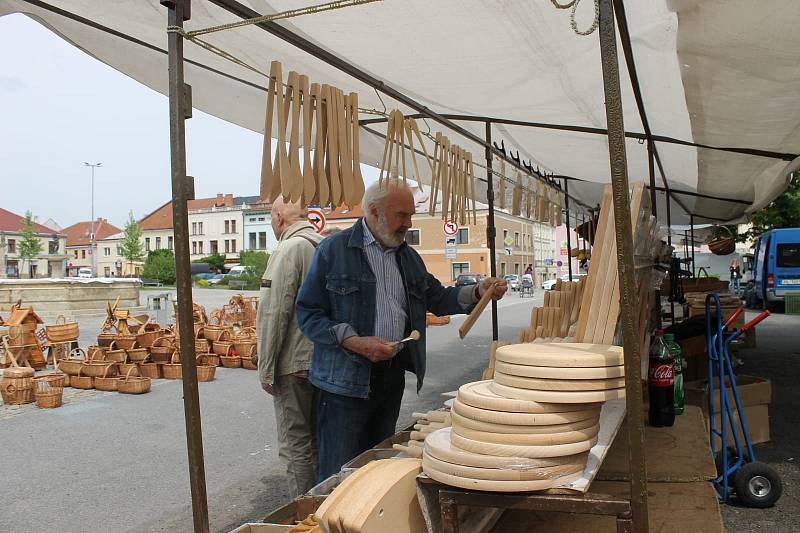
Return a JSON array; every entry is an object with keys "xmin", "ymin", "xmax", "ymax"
[
  {"xmin": 82, "ymin": 349, "xmax": 118, "ymax": 378},
  {"xmin": 240, "ymin": 345, "xmax": 257, "ymax": 370},
  {"xmin": 203, "ymin": 325, "xmax": 231, "ymax": 342},
  {"xmin": 45, "ymin": 315, "xmax": 79, "ymax": 343},
  {"xmin": 162, "ymin": 351, "xmax": 183, "ymax": 380},
  {"xmin": 150, "ymin": 336, "xmax": 176, "ymax": 364},
  {"xmin": 94, "ymin": 363, "xmax": 120, "ymax": 392},
  {"xmin": 117, "ymin": 366, "xmax": 151, "ymax": 394},
  {"xmin": 212, "ymin": 341, "xmax": 233, "ymax": 357},
  {"xmin": 34, "ymin": 379, "xmax": 63, "ymax": 409},
  {"xmin": 126, "ymin": 347, "xmax": 150, "ymax": 363},
  {"xmin": 70, "ymin": 369, "xmax": 94, "ymax": 390},
  {"xmin": 219, "ymin": 354, "xmax": 242, "ymax": 368},
  {"xmin": 196, "ymin": 355, "xmax": 216, "ymax": 382},
  {"xmin": 138, "ymin": 362, "xmax": 162, "ymax": 379},
  {"xmin": 58, "ymin": 348, "xmax": 86, "ymax": 376},
  {"xmin": 97, "ymin": 331, "xmax": 116, "ymax": 347},
  {"xmin": 113, "ymin": 334, "xmax": 138, "ymax": 351},
  {"xmin": 104, "ymin": 342, "xmax": 127, "ymax": 364}
]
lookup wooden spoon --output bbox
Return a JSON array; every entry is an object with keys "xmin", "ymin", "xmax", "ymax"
[
  {"xmin": 287, "ymin": 71, "xmax": 303, "ymax": 202},
  {"xmin": 337, "ymin": 90, "xmax": 354, "ymax": 208},
  {"xmin": 324, "ymin": 85, "xmax": 341, "ymax": 207},
  {"xmin": 349, "ymin": 92, "xmax": 365, "ymax": 206},
  {"xmin": 299, "ymin": 74, "xmax": 315, "ymax": 205},
  {"xmin": 276, "ymin": 69, "xmax": 292, "ymax": 201},
  {"xmin": 311, "ymin": 83, "xmax": 329, "ymax": 207},
  {"xmin": 260, "ymin": 61, "xmax": 279, "ymax": 201}
]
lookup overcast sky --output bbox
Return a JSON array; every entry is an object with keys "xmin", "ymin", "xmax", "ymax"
[{"xmin": 1, "ymin": 13, "xmax": 380, "ymax": 230}]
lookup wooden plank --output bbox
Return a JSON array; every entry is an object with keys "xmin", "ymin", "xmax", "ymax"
[{"xmin": 575, "ymin": 186, "xmax": 612, "ymax": 341}]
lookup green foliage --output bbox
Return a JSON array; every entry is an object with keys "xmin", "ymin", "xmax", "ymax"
[
  {"xmin": 193, "ymin": 252, "xmax": 226, "ymax": 272},
  {"xmin": 142, "ymin": 249, "xmax": 176, "ymax": 285},
  {"xmin": 119, "ymin": 211, "xmax": 145, "ymax": 266},
  {"xmin": 737, "ymin": 173, "xmax": 800, "ymax": 242},
  {"xmin": 195, "ymin": 278, "xmax": 210, "ymax": 287},
  {"xmin": 239, "ymin": 250, "xmax": 269, "ymax": 278},
  {"xmin": 18, "ymin": 210, "xmax": 43, "ymax": 276}
]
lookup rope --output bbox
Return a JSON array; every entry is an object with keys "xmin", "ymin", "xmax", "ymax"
[
  {"xmin": 185, "ymin": 0, "xmax": 381, "ymax": 38},
  {"xmin": 570, "ymin": 0, "xmax": 599, "ymax": 36}
]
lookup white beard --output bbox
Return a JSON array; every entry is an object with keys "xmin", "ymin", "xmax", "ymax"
[{"xmin": 375, "ymin": 213, "xmax": 407, "ymax": 248}]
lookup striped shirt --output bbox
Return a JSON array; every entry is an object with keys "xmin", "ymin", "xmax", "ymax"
[{"xmin": 362, "ymin": 219, "xmax": 408, "ymax": 342}]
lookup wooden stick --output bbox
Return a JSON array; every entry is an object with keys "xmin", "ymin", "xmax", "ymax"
[
  {"xmin": 324, "ymin": 85, "xmax": 341, "ymax": 206},
  {"xmin": 286, "ymin": 72, "xmax": 303, "ymax": 202},
  {"xmin": 260, "ymin": 61, "xmax": 279, "ymax": 201},
  {"xmin": 311, "ymin": 83, "xmax": 328, "ymax": 206},
  {"xmin": 299, "ymin": 75, "xmax": 315, "ymax": 205},
  {"xmin": 459, "ymin": 283, "xmax": 497, "ymax": 339},
  {"xmin": 349, "ymin": 92, "xmax": 365, "ymax": 206},
  {"xmin": 338, "ymin": 90, "xmax": 354, "ymax": 208}
]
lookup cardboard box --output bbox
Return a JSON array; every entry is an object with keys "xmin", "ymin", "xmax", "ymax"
[
  {"xmin": 684, "ymin": 375, "xmax": 771, "ymax": 444},
  {"xmin": 688, "ymin": 305, "xmax": 745, "ymax": 329}
]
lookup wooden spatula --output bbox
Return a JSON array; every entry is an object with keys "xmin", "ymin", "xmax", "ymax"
[
  {"xmin": 349, "ymin": 92, "xmax": 365, "ymax": 206},
  {"xmin": 338, "ymin": 90, "xmax": 354, "ymax": 208},
  {"xmin": 287, "ymin": 72, "xmax": 303, "ymax": 202},
  {"xmin": 323, "ymin": 85, "xmax": 341, "ymax": 207},
  {"xmin": 276, "ymin": 69, "xmax": 292, "ymax": 201},
  {"xmin": 299, "ymin": 74, "xmax": 315, "ymax": 205},
  {"xmin": 311, "ymin": 83, "xmax": 329, "ymax": 207},
  {"xmin": 260, "ymin": 61, "xmax": 279, "ymax": 201}
]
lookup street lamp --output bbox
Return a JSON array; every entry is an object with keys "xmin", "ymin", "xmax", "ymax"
[{"xmin": 83, "ymin": 162, "xmax": 102, "ymax": 276}]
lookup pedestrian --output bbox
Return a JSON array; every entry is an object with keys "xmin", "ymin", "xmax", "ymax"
[
  {"xmin": 524, "ymin": 264, "xmax": 533, "ymax": 276},
  {"xmin": 296, "ymin": 178, "xmax": 508, "ymax": 480},
  {"xmin": 729, "ymin": 259, "xmax": 741, "ymax": 294},
  {"xmin": 256, "ymin": 196, "xmax": 324, "ymax": 497}
]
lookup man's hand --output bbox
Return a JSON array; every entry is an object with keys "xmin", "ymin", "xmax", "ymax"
[
  {"xmin": 342, "ymin": 335, "xmax": 396, "ymax": 363},
  {"xmin": 261, "ymin": 381, "xmax": 278, "ymax": 396},
  {"xmin": 478, "ymin": 277, "xmax": 508, "ymax": 301}
]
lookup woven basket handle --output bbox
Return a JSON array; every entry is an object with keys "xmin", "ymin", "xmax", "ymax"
[
  {"xmin": 56, "ymin": 315, "xmax": 66, "ymax": 325},
  {"xmin": 171, "ymin": 350, "xmax": 180, "ymax": 364},
  {"xmin": 124, "ymin": 366, "xmax": 135, "ymax": 381},
  {"xmin": 102, "ymin": 363, "xmax": 115, "ymax": 378}
]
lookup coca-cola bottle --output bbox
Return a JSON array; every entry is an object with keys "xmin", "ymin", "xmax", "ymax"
[{"xmin": 648, "ymin": 329, "xmax": 675, "ymax": 427}]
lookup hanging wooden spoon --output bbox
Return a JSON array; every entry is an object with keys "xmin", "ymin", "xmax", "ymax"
[
  {"xmin": 287, "ymin": 71, "xmax": 303, "ymax": 202},
  {"xmin": 324, "ymin": 85, "xmax": 341, "ymax": 207},
  {"xmin": 260, "ymin": 61, "xmax": 279, "ymax": 201},
  {"xmin": 311, "ymin": 83, "xmax": 329, "ymax": 207},
  {"xmin": 299, "ymin": 74, "xmax": 315, "ymax": 205},
  {"xmin": 349, "ymin": 92, "xmax": 365, "ymax": 206},
  {"xmin": 276, "ymin": 69, "xmax": 292, "ymax": 201},
  {"xmin": 270, "ymin": 61, "xmax": 286, "ymax": 202},
  {"xmin": 337, "ymin": 90, "xmax": 354, "ymax": 208}
]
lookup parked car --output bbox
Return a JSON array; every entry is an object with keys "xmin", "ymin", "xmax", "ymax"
[
  {"xmin": 77, "ymin": 267, "xmax": 93, "ymax": 279},
  {"xmin": 542, "ymin": 273, "xmax": 586, "ymax": 290},
  {"xmin": 503, "ymin": 274, "xmax": 520, "ymax": 291},
  {"xmin": 226, "ymin": 265, "xmax": 251, "ymax": 276},
  {"xmin": 194, "ymin": 273, "xmax": 215, "ymax": 281},
  {"xmin": 752, "ymin": 228, "xmax": 800, "ymax": 306},
  {"xmin": 455, "ymin": 273, "xmax": 484, "ymax": 287},
  {"xmin": 207, "ymin": 273, "xmax": 228, "ymax": 285}
]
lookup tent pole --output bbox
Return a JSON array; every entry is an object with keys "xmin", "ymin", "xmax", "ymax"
[
  {"xmin": 597, "ymin": 1, "xmax": 648, "ymax": 531},
  {"xmin": 485, "ymin": 121, "xmax": 499, "ymax": 341},
  {"xmin": 162, "ymin": 1, "xmax": 210, "ymax": 531},
  {"xmin": 564, "ymin": 178, "xmax": 573, "ymax": 280},
  {"xmin": 665, "ymin": 192, "xmax": 675, "ymax": 323},
  {"xmin": 690, "ymin": 215, "xmax": 696, "ymax": 277}
]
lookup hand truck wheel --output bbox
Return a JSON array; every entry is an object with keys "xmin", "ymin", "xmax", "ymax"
[{"xmin": 734, "ymin": 462, "xmax": 782, "ymax": 508}]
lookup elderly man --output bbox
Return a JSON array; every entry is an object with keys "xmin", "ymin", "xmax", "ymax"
[
  {"xmin": 256, "ymin": 196, "xmax": 323, "ymax": 496},
  {"xmin": 296, "ymin": 179, "xmax": 507, "ymax": 479}
]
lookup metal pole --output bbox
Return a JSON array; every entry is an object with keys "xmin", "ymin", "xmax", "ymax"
[
  {"xmin": 162, "ymin": 1, "xmax": 210, "ymax": 532},
  {"xmin": 84, "ymin": 162, "xmax": 101, "ymax": 276},
  {"xmin": 690, "ymin": 215, "xmax": 696, "ymax": 278},
  {"xmin": 666, "ymin": 192, "xmax": 675, "ymax": 322},
  {"xmin": 597, "ymin": 1, "xmax": 648, "ymax": 531},
  {"xmin": 564, "ymin": 179, "xmax": 573, "ymax": 280},
  {"xmin": 485, "ymin": 121, "xmax": 499, "ymax": 341}
]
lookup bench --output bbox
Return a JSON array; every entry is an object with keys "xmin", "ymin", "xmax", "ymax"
[{"xmin": 141, "ymin": 278, "xmax": 163, "ymax": 287}]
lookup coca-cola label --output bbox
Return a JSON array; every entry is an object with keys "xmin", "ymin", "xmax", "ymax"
[{"xmin": 649, "ymin": 364, "xmax": 674, "ymax": 387}]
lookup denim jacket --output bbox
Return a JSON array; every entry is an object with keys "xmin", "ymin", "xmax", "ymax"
[{"xmin": 296, "ymin": 219, "xmax": 474, "ymax": 399}]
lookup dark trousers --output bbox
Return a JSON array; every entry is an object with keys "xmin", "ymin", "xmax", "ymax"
[{"xmin": 316, "ymin": 364, "xmax": 405, "ymax": 481}]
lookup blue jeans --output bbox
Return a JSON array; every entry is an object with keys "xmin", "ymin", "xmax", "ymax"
[
  {"xmin": 730, "ymin": 278, "xmax": 741, "ymax": 293},
  {"xmin": 316, "ymin": 364, "xmax": 405, "ymax": 481}
]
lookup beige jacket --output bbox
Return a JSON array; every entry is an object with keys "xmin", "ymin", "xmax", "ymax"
[{"xmin": 256, "ymin": 221, "xmax": 323, "ymax": 386}]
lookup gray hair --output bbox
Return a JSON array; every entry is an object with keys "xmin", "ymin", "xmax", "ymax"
[{"xmin": 361, "ymin": 178, "xmax": 410, "ymax": 213}]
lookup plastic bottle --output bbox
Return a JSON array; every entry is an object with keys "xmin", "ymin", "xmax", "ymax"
[
  {"xmin": 648, "ymin": 329, "xmax": 675, "ymax": 427},
  {"xmin": 664, "ymin": 333, "xmax": 684, "ymax": 415}
]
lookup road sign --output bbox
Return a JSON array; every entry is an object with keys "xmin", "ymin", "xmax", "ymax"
[
  {"xmin": 557, "ymin": 260, "xmax": 563, "ymax": 267},
  {"xmin": 307, "ymin": 208, "xmax": 327, "ymax": 234},
  {"xmin": 445, "ymin": 247, "xmax": 457, "ymax": 259},
  {"xmin": 504, "ymin": 246, "xmax": 513, "ymax": 256},
  {"xmin": 443, "ymin": 220, "xmax": 459, "ymax": 236},
  {"xmin": 544, "ymin": 258, "xmax": 554, "ymax": 266},
  {"xmin": 503, "ymin": 236, "xmax": 514, "ymax": 247},
  {"xmin": 445, "ymin": 236, "xmax": 457, "ymax": 247}
]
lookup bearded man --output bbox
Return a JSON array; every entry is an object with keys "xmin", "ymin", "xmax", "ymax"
[{"xmin": 296, "ymin": 178, "xmax": 507, "ymax": 480}]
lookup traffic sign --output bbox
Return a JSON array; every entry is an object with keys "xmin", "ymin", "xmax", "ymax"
[
  {"xmin": 557, "ymin": 260, "xmax": 563, "ymax": 267},
  {"xmin": 443, "ymin": 220, "xmax": 459, "ymax": 236},
  {"xmin": 504, "ymin": 246, "xmax": 513, "ymax": 256},
  {"xmin": 503, "ymin": 236, "xmax": 514, "ymax": 247},
  {"xmin": 445, "ymin": 247, "xmax": 457, "ymax": 259},
  {"xmin": 307, "ymin": 208, "xmax": 327, "ymax": 234},
  {"xmin": 445, "ymin": 236, "xmax": 457, "ymax": 247},
  {"xmin": 544, "ymin": 258, "xmax": 554, "ymax": 266}
]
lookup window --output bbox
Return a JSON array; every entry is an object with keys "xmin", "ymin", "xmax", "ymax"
[
  {"xmin": 49, "ymin": 241, "xmax": 59, "ymax": 254},
  {"xmin": 231, "ymin": 220, "xmax": 237, "ymax": 233},
  {"xmin": 192, "ymin": 241, "xmax": 197, "ymax": 255},
  {"xmin": 258, "ymin": 217, "xmax": 265, "ymax": 222},
  {"xmin": 198, "ymin": 222, "xmax": 203, "ymax": 235},
  {"xmin": 210, "ymin": 240, "xmax": 218, "ymax": 254},
  {"xmin": 514, "ymin": 232, "xmax": 520, "ymax": 247},
  {"xmin": 231, "ymin": 239, "xmax": 237, "ymax": 253},
  {"xmin": 249, "ymin": 217, "xmax": 257, "ymax": 222},
  {"xmin": 104, "ymin": 247, "xmax": 111, "ymax": 257},
  {"xmin": 405, "ymin": 229, "xmax": 421, "ymax": 246},
  {"xmin": 503, "ymin": 229, "xmax": 508, "ymax": 241},
  {"xmin": 514, "ymin": 263, "xmax": 520, "ymax": 275},
  {"xmin": 258, "ymin": 232, "xmax": 267, "ymax": 250},
  {"xmin": 81, "ymin": 249, "xmax": 86, "ymax": 259},
  {"xmin": 168, "ymin": 236, "xmax": 173, "ymax": 250},
  {"xmin": 501, "ymin": 263, "xmax": 507, "ymax": 276},
  {"xmin": 455, "ymin": 228, "xmax": 469, "ymax": 245},
  {"xmin": 74, "ymin": 250, "xmax": 78, "ymax": 258},
  {"xmin": 249, "ymin": 232, "xmax": 257, "ymax": 249},
  {"xmin": 452, "ymin": 262, "xmax": 470, "ymax": 280},
  {"xmin": 225, "ymin": 240, "xmax": 230, "ymax": 254},
  {"xmin": 117, "ymin": 246, "xmax": 122, "ymax": 255},
  {"xmin": 777, "ymin": 243, "xmax": 800, "ymax": 268},
  {"xmin": 192, "ymin": 222, "xmax": 197, "ymax": 235},
  {"xmin": 145, "ymin": 238, "xmax": 150, "ymax": 251},
  {"xmin": 224, "ymin": 220, "xmax": 230, "ymax": 234},
  {"xmin": 155, "ymin": 237, "xmax": 161, "ymax": 250},
  {"xmin": 104, "ymin": 267, "xmax": 111, "ymax": 277},
  {"xmin": 7, "ymin": 239, "xmax": 16, "ymax": 253},
  {"xmin": 198, "ymin": 241, "xmax": 204, "ymax": 254}
]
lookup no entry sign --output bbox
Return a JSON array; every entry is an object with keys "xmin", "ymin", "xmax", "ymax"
[
  {"xmin": 443, "ymin": 220, "xmax": 459, "ymax": 236},
  {"xmin": 307, "ymin": 208, "xmax": 327, "ymax": 234}
]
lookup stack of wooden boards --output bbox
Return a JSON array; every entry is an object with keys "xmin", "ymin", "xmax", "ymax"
[
  {"xmin": 393, "ymin": 410, "xmax": 451, "ymax": 458},
  {"xmin": 422, "ymin": 342, "xmax": 624, "ymax": 492},
  {"xmin": 315, "ymin": 458, "xmax": 426, "ymax": 533},
  {"xmin": 260, "ymin": 61, "xmax": 365, "ymax": 209}
]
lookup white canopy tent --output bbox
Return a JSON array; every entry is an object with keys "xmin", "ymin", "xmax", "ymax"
[{"xmin": 3, "ymin": 0, "xmax": 800, "ymax": 225}]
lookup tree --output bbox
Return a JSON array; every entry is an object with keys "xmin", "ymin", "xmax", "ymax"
[
  {"xmin": 18, "ymin": 210, "xmax": 43, "ymax": 278},
  {"xmin": 142, "ymin": 249, "xmax": 176, "ymax": 285},
  {"xmin": 239, "ymin": 250, "xmax": 269, "ymax": 278},
  {"xmin": 736, "ymin": 172, "xmax": 800, "ymax": 243},
  {"xmin": 193, "ymin": 252, "xmax": 226, "ymax": 272},
  {"xmin": 119, "ymin": 211, "xmax": 145, "ymax": 274}
]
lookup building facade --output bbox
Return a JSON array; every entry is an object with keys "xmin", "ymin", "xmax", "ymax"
[
  {"xmin": 242, "ymin": 203, "xmax": 279, "ymax": 253},
  {"xmin": 62, "ymin": 218, "xmax": 122, "ymax": 276},
  {"xmin": 0, "ymin": 208, "xmax": 69, "ymax": 278}
]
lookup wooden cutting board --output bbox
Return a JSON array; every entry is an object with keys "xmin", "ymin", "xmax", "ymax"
[
  {"xmin": 451, "ymin": 420, "xmax": 600, "ymax": 446},
  {"xmin": 422, "ymin": 451, "xmax": 585, "ymax": 482},
  {"xmin": 450, "ymin": 431, "xmax": 599, "ymax": 459},
  {"xmin": 450, "ymin": 409, "xmax": 599, "ymax": 435},
  {"xmin": 493, "ymin": 361, "xmax": 625, "ymax": 380},
  {"xmin": 452, "ymin": 398, "xmax": 600, "ymax": 426},
  {"xmin": 457, "ymin": 380, "xmax": 597, "ymax": 414},
  {"xmin": 492, "ymin": 371, "xmax": 626, "ymax": 391},
  {"xmin": 494, "ymin": 343, "xmax": 624, "ymax": 368},
  {"xmin": 490, "ymin": 381, "xmax": 626, "ymax": 404},
  {"xmin": 422, "ymin": 457, "xmax": 583, "ymax": 492}
]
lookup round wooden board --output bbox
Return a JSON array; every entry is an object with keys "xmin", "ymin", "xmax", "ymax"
[
  {"xmin": 424, "ymin": 428, "xmax": 589, "ymax": 470},
  {"xmin": 493, "ymin": 371, "xmax": 626, "ymax": 391},
  {"xmin": 491, "ymin": 381, "xmax": 626, "ymax": 403},
  {"xmin": 457, "ymin": 380, "xmax": 601, "ymax": 413},
  {"xmin": 451, "ymin": 420, "xmax": 600, "ymax": 446},
  {"xmin": 451, "ymin": 431, "xmax": 599, "ymax": 458},
  {"xmin": 495, "ymin": 343, "xmax": 624, "ymax": 368},
  {"xmin": 452, "ymin": 399, "xmax": 600, "ymax": 426},
  {"xmin": 422, "ymin": 452, "xmax": 586, "ymax": 482},
  {"xmin": 450, "ymin": 410, "xmax": 599, "ymax": 435},
  {"xmin": 494, "ymin": 361, "xmax": 625, "ymax": 380},
  {"xmin": 422, "ymin": 460, "xmax": 583, "ymax": 492}
]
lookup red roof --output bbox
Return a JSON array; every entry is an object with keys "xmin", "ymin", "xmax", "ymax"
[
  {"xmin": 62, "ymin": 218, "xmax": 123, "ymax": 247},
  {"xmin": 139, "ymin": 194, "xmax": 235, "ymax": 230},
  {"xmin": 327, "ymin": 203, "xmax": 365, "ymax": 220},
  {"xmin": 0, "ymin": 208, "xmax": 59, "ymax": 235}
]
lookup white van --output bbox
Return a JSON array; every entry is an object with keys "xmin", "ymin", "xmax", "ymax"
[
  {"xmin": 77, "ymin": 267, "xmax": 93, "ymax": 279},
  {"xmin": 226, "ymin": 265, "xmax": 250, "ymax": 276}
]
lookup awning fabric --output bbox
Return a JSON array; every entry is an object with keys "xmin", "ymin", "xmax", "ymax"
[{"xmin": 3, "ymin": 0, "xmax": 799, "ymax": 224}]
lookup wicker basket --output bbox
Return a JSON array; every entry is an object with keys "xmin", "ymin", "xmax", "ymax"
[
  {"xmin": 97, "ymin": 332, "xmax": 116, "ymax": 347},
  {"xmin": 118, "ymin": 367, "xmax": 151, "ymax": 395},
  {"xmin": 45, "ymin": 315, "xmax": 79, "ymax": 343},
  {"xmin": 33, "ymin": 372, "xmax": 66, "ymax": 390},
  {"xmin": 70, "ymin": 369, "xmax": 94, "ymax": 390},
  {"xmin": 150, "ymin": 336, "xmax": 176, "ymax": 364},
  {"xmin": 113, "ymin": 334, "xmax": 138, "ymax": 351},
  {"xmin": 138, "ymin": 362, "xmax": 162, "ymax": 379},
  {"xmin": 212, "ymin": 341, "xmax": 233, "ymax": 357},
  {"xmin": 162, "ymin": 352, "xmax": 183, "ymax": 380},
  {"xmin": 240, "ymin": 345, "xmax": 257, "ymax": 370},
  {"xmin": 135, "ymin": 324, "xmax": 166, "ymax": 348},
  {"xmin": 195, "ymin": 339, "xmax": 210, "ymax": 353},
  {"xmin": 126, "ymin": 347, "xmax": 150, "ymax": 363},
  {"xmin": 196, "ymin": 356, "xmax": 216, "ymax": 382},
  {"xmin": 219, "ymin": 355, "xmax": 242, "ymax": 368},
  {"xmin": 203, "ymin": 325, "xmax": 231, "ymax": 342},
  {"xmin": 1, "ymin": 366, "xmax": 35, "ymax": 405},
  {"xmin": 34, "ymin": 379, "xmax": 63, "ymax": 409},
  {"xmin": 94, "ymin": 364, "xmax": 120, "ymax": 392},
  {"xmin": 82, "ymin": 349, "xmax": 117, "ymax": 378},
  {"xmin": 708, "ymin": 226, "xmax": 736, "ymax": 256},
  {"xmin": 104, "ymin": 342, "xmax": 127, "ymax": 363},
  {"xmin": 57, "ymin": 348, "xmax": 86, "ymax": 376}
]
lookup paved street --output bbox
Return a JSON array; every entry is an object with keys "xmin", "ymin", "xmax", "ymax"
[{"xmin": 0, "ymin": 288, "xmax": 543, "ymax": 533}]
